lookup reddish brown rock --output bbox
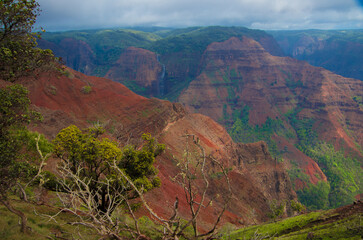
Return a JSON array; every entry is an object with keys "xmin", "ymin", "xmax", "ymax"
[{"xmin": 178, "ymin": 36, "xmax": 363, "ymax": 184}]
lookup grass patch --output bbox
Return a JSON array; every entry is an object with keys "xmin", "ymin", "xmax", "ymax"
[
  {"xmin": 225, "ymin": 207, "xmax": 363, "ymax": 240},
  {"xmin": 228, "ymin": 211, "xmax": 323, "ymax": 239},
  {"xmin": 0, "ymin": 199, "xmax": 98, "ymax": 240}
]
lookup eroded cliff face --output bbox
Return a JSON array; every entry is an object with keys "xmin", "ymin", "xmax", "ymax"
[
  {"xmin": 150, "ymin": 31, "xmax": 285, "ymax": 99},
  {"xmin": 17, "ymin": 67, "xmax": 297, "ymax": 229},
  {"xmin": 105, "ymin": 47, "xmax": 164, "ymax": 96},
  {"xmin": 38, "ymin": 38, "xmax": 96, "ymax": 76},
  {"xmin": 177, "ymin": 36, "xmax": 363, "ymax": 183},
  {"xmin": 38, "ymin": 27, "xmax": 286, "ymax": 100}
]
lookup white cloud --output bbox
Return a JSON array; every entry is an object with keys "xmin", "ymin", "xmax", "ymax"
[{"xmin": 36, "ymin": 0, "xmax": 363, "ymax": 31}]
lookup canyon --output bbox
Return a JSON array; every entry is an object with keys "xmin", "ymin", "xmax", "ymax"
[{"xmin": 38, "ymin": 26, "xmax": 363, "ymax": 210}]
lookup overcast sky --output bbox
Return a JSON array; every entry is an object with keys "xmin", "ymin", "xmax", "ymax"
[{"xmin": 35, "ymin": 0, "xmax": 363, "ymax": 31}]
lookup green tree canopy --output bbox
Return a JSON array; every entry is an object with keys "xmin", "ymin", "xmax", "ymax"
[
  {"xmin": 53, "ymin": 125, "xmax": 165, "ymax": 213},
  {"xmin": 0, "ymin": 0, "xmax": 55, "ymax": 81},
  {"xmin": 0, "ymin": 84, "xmax": 43, "ymax": 232},
  {"xmin": 0, "ymin": 0, "xmax": 57, "ymax": 232},
  {"xmin": 0, "ymin": 84, "xmax": 41, "ymax": 197}
]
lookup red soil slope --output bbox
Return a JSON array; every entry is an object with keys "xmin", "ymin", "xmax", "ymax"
[{"xmin": 13, "ymin": 67, "xmax": 297, "ymax": 230}]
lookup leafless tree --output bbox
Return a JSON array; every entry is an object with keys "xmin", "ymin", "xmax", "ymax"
[
  {"xmin": 113, "ymin": 134, "xmax": 233, "ymax": 240},
  {"xmin": 168, "ymin": 134, "xmax": 233, "ymax": 239}
]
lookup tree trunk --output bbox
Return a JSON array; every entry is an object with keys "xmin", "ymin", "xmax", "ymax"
[
  {"xmin": 17, "ymin": 183, "xmax": 28, "ymax": 202},
  {"xmin": 0, "ymin": 199, "xmax": 28, "ymax": 233}
]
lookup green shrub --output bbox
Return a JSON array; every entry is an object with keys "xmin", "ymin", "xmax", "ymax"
[
  {"xmin": 297, "ymin": 181, "xmax": 330, "ymax": 210},
  {"xmin": 268, "ymin": 200, "xmax": 285, "ymax": 221},
  {"xmin": 41, "ymin": 171, "xmax": 58, "ymax": 191},
  {"xmin": 290, "ymin": 200, "xmax": 305, "ymax": 214},
  {"xmin": 81, "ymin": 85, "xmax": 92, "ymax": 94}
]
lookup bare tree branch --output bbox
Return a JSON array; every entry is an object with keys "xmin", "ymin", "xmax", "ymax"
[{"xmin": 25, "ymin": 134, "xmax": 51, "ymax": 189}]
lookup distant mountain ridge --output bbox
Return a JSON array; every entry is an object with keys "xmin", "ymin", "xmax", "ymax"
[{"xmin": 38, "ymin": 26, "xmax": 284, "ymax": 97}]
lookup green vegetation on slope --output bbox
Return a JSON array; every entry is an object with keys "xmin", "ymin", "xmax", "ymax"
[
  {"xmin": 228, "ymin": 105, "xmax": 363, "ymax": 210},
  {"xmin": 269, "ymin": 29, "xmax": 363, "ymax": 48},
  {"xmin": 228, "ymin": 105, "xmax": 294, "ymax": 161},
  {"xmin": 43, "ymin": 28, "xmax": 161, "ymax": 49},
  {"xmin": 225, "ymin": 202, "xmax": 363, "ymax": 240},
  {"xmin": 0, "ymin": 194, "xmax": 197, "ymax": 240},
  {"xmin": 0, "ymin": 198, "xmax": 99, "ymax": 240},
  {"xmin": 2, "ymin": 193, "xmax": 362, "ymax": 239},
  {"xmin": 148, "ymin": 26, "xmax": 269, "ymax": 55},
  {"xmin": 287, "ymin": 109, "xmax": 362, "ymax": 209}
]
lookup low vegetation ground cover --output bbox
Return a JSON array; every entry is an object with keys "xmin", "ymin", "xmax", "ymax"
[
  {"xmin": 225, "ymin": 201, "xmax": 363, "ymax": 240},
  {"xmin": 3, "ymin": 196, "xmax": 361, "ymax": 239},
  {"xmin": 0, "ymin": 196, "xmax": 98, "ymax": 240},
  {"xmin": 228, "ymin": 104, "xmax": 363, "ymax": 210}
]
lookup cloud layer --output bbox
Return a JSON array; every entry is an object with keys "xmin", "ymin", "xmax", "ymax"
[{"xmin": 36, "ymin": 0, "xmax": 363, "ymax": 31}]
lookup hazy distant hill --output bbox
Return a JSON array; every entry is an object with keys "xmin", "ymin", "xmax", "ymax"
[{"xmin": 269, "ymin": 29, "xmax": 363, "ymax": 81}]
